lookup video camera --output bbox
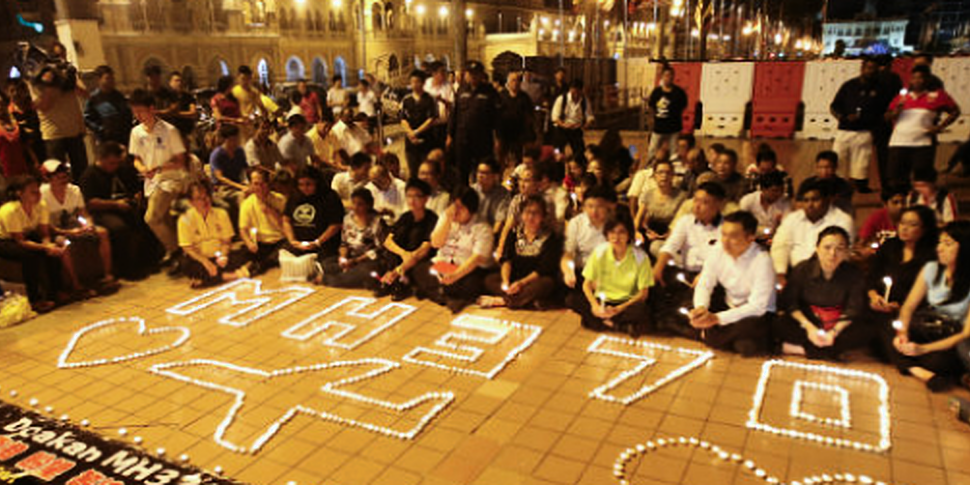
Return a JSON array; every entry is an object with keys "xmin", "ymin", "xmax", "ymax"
[{"xmin": 12, "ymin": 42, "xmax": 78, "ymax": 91}]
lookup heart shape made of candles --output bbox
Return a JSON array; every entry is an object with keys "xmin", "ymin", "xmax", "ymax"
[{"xmin": 58, "ymin": 317, "xmax": 191, "ymax": 369}]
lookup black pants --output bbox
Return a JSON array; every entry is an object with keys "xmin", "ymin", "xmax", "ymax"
[
  {"xmin": 247, "ymin": 240, "xmax": 284, "ymax": 276},
  {"xmin": 572, "ymin": 294, "xmax": 652, "ymax": 334},
  {"xmin": 771, "ymin": 315, "xmax": 874, "ymax": 360},
  {"xmin": 948, "ymin": 138, "xmax": 970, "ymax": 174},
  {"xmin": 321, "ymin": 256, "xmax": 381, "ymax": 289},
  {"xmin": 0, "ymin": 237, "xmax": 62, "ymax": 303},
  {"xmin": 411, "ymin": 260, "xmax": 486, "ymax": 313},
  {"xmin": 181, "ymin": 249, "xmax": 248, "ymax": 286},
  {"xmin": 888, "ymin": 146, "xmax": 936, "ymax": 183},
  {"xmin": 483, "ymin": 272, "xmax": 557, "ymax": 309},
  {"xmin": 651, "ymin": 269, "xmax": 700, "ymax": 337},
  {"xmin": 405, "ymin": 141, "xmax": 432, "ymax": 180},
  {"xmin": 877, "ymin": 318, "xmax": 968, "ymax": 377},
  {"xmin": 557, "ymin": 128, "xmax": 586, "ymax": 164},
  {"xmin": 700, "ymin": 290, "xmax": 772, "ymax": 355},
  {"xmin": 45, "ymin": 135, "xmax": 88, "ymax": 182},
  {"xmin": 92, "ymin": 210, "xmax": 160, "ymax": 279}
]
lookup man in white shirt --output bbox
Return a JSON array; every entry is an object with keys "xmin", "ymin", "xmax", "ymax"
[
  {"xmin": 330, "ymin": 110, "xmax": 372, "ymax": 156},
  {"xmin": 327, "ymin": 75, "xmax": 348, "ymax": 109},
  {"xmin": 367, "ymin": 164, "xmax": 407, "ymax": 223},
  {"xmin": 562, "ymin": 185, "xmax": 613, "ymax": 308},
  {"xmin": 690, "ymin": 211, "xmax": 777, "ymax": 356},
  {"xmin": 331, "ymin": 153, "xmax": 373, "ymax": 207},
  {"xmin": 128, "ymin": 89, "xmax": 188, "ymax": 268},
  {"xmin": 424, "ymin": 61, "xmax": 454, "ymax": 150},
  {"xmin": 551, "ymin": 79, "xmax": 594, "ymax": 163},
  {"xmin": 411, "ymin": 189, "xmax": 493, "ymax": 313},
  {"xmin": 356, "ymin": 79, "xmax": 378, "ymax": 121},
  {"xmin": 771, "ymin": 180, "xmax": 854, "ymax": 286},
  {"xmin": 738, "ymin": 171, "xmax": 792, "ymax": 237},
  {"xmin": 472, "ymin": 159, "xmax": 511, "ymax": 234}
]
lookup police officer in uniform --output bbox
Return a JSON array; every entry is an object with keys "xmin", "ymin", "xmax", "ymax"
[{"xmin": 448, "ymin": 61, "xmax": 499, "ymax": 187}]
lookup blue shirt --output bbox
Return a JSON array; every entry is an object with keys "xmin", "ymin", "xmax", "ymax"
[
  {"xmin": 209, "ymin": 146, "xmax": 248, "ymax": 186},
  {"xmin": 923, "ymin": 261, "xmax": 970, "ymax": 323}
]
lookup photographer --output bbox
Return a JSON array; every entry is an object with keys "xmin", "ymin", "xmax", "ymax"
[{"xmin": 28, "ymin": 44, "xmax": 89, "ymax": 182}]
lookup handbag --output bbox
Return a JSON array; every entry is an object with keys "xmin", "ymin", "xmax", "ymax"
[
  {"xmin": 909, "ymin": 307, "xmax": 963, "ymax": 344},
  {"xmin": 279, "ymin": 249, "xmax": 320, "ymax": 283}
]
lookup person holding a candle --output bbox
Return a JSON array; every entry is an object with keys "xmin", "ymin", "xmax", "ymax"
[
  {"xmin": 634, "ymin": 159, "xmax": 687, "ymax": 258},
  {"xmin": 178, "ymin": 180, "xmax": 248, "ymax": 288},
  {"xmin": 562, "ymin": 185, "xmax": 614, "ymax": 308},
  {"xmin": 573, "ymin": 211, "xmax": 653, "ymax": 335},
  {"xmin": 239, "ymin": 170, "xmax": 287, "ymax": 275},
  {"xmin": 375, "ymin": 179, "xmax": 437, "ymax": 301},
  {"xmin": 321, "ymin": 188, "xmax": 386, "ymax": 289},
  {"xmin": 479, "ymin": 195, "xmax": 562, "ymax": 310},
  {"xmin": 282, "ymin": 167, "xmax": 344, "ymax": 261},
  {"xmin": 772, "ymin": 226, "xmax": 869, "ymax": 361},
  {"xmin": 890, "ymin": 221, "xmax": 970, "ymax": 392}
]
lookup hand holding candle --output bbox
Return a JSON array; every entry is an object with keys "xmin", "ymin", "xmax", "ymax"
[{"xmin": 882, "ymin": 276, "xmax": 893, "ymax": 301}]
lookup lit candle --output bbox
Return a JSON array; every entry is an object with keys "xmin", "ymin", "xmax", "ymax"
[
  {"xmin": 62, "ymin": 239, "xmax": 71, "ymax": 247},
  {"xmin": 567, "ymin": 260, "xmax": 576, "ymax": 271},
  {"xmin": 300, "ymin": 241, "xmax": 310, "ymax": 248},
  {"xmin": 882, "ymin": 276, "xmax": 893, "ymax": 301},
  {"xmin": 763, "ymin": 228, "xmax": 770, "ymax": 236},
  {"xmin": 597, "ymin": 292, "xmax": 607, "ymax": 308},
  {"xmin": 570, "ymin": 192, "xmax": 578, "ymax": 203},
  {"xmin": 501, "ymin": 282, "xmax": 510, "ymax": 292},
  {"xmin": 215, "ymin": 251, "xmax": 223, "ymax": 258},
  {"xmin": 775, "ymin": 283, "xmax": 782, "ymax": 291},
  {"xmin": 678, "ymin": 307, "xmax": 690, "ymax": 316},
  {"xmin": 339, "ymin": 256, "xmax": 348, "ymax": 265},
  {"xmin": 369, "ymin": 271, "xmax": 380, "ymax": 279},
  {"xmin": 892, "ymin": 320, "xmax": 904, "ymax": 331},
  {"xmin": 249, "ymin": 227, "xmax": 258, "ymax": 240},
  {"xmin": 676, "ymin": 272, "xmax": 689, "ymax": 286},
  {"xmin": 78, "ymin": 216, "xmax": 88, "ymax": 227},
  {"xmin": 429, "ymin": 268, "xmax": 439, "ymax": 277},
  {"xmin": 817, "ymin": 329, "xmax": 828, "ymax": 339},
  {"xmin": 870, "ymin": 241, "xmax": 879, "ymax": 250}
]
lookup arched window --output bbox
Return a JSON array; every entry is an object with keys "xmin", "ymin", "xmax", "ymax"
[
  {"xmin": 181, "ymin": 66, "xmax": 197, "ymax": 90},
  {"xmin": 372, "ymin": 2, "xmax": 384, "ymax": 30},
  {"xmin": 256, "ymin": 59, "xmax": 270, "ymax": 86},
  {"xmin": 312, "ymin": 58, "xmax": 329, "ymax": 84},
  {"xmin": 333, "ymin": 56, "xmax": 348, "ymax": 86},
  {"xmin": 285, "ymin": 56, "xmax": 305, "ymax": 81},
  {"xmin": 388, "ymin": 54, "xmax": 399, "ymax": 74}
]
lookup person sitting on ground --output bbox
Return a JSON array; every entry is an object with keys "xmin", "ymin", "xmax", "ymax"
[
  {"xmin": 870, "ymin": 206, "xmax": 939, "ymax": 361},
  {"xmin": 635, "ymin": 159, "xmax": 687, "ymax": 257},
  {"xmin": 798, "ymin": 151, "xmax": 854, "ymax": 215},
  {"xmin": 178, "ymin": 180, "xmax": 248, "ymax": 288},
  {"xmin": 738, "ymin": 171, "xmax": 792, "ymax": 238},
  {"xmin": 910, "ymin": 168, "xmax": 958, "ymax": 225},
  {"xmin": 282, "ymin": 167, "xmax": 344, "ymax": 262},
  {"xmin": 412, "ymin": 188, "xmax": 493, "ymax": 313},
  {"xmin": 744, "ymin": 144, "xmax": 792, "ymax": 196},
  {"xmin": 480, "ymin": 195, "xmax": 563, "ymax": 310},
  {"xmin": 331, "ymin": 109, "xmax": 372, "ymax": 157},
  {"xmin": 565, "ymin": 173, "xmax": 599, "ymax": 221},
  {"xmin": 773, "ymin": 226, "xmax": 869, "ymax": 361},
  {"xmin": 538, "ymin": 160, "xmax": 570, "ymax": 230},
  {"xmin": 375, "ymin": 178, "xmax": 438, "ymax": 301},
  {"xmin": 306, "ymin": 112, "xmax": 341, "ymax": 172},
  {"xmin": 562, "ymin": 157, "xmax": 586, "ymax": 193},
  {"xmin": 40, "ymin": 160, "xmax": 117, "ymax": 292},
  {"xmin": 472, "ymin": 158, "xmax": 511, "ymax": 236},
  {"xmin": 418, "ymin": 159, "xmax": 450, "ymax": 217},
  {"xmin": 209, "ymin": 123, "xmax": 249, "ymax": 210},
  {"xmin": 562, "ymin": 185, "xmax": 614, "ymax": 304},
  {"xmin": 626, "ymin": 147, "xmax": 670, "ymax": 218},
  {"xmin": 379, "ymin": 152, "xmax": 405, "ymax": 182},
  {"xmin": 574, "ymin": 211, "xmax": 653, "ymax": 336},
  {"xmin": 321, "ymin": 188, "xmax": 386, "ymax": 289},
  {"xmin": 698, "ymin": 148, "xmax": 745, "ymax": 203},
  {"xmin": 367, "ymin": 163, "xmax": 407, "ymax": 223},
  {"xmin": 890, "ymin": 221, "xmax": 970, "ymax": 392},
  {"xmin": 772, "ymin": 180, "xmax": 854, "ymax": 287},
  {"xmin": 859, "ymin": 184, "xmax": 909, "ymax": 247},
  {"xmin": 0, "ymin": 176, "xmax": 83, "ymax": 312},
  {"xmin": 331, "ymin": 152, "xmax": 372, "ymax": 207},
  {"xmin": 277, "ymin": 113, "xmax": 321, "ymax": 171},
  {"xmin": 690, "ymin": 210, "xmax": 777, "ymax": 356},
  {"xmin": 679, "ymin": 147, "xmax": 710, "ymax": 195},
  {"xmin": 245, "ymin": 119, "xmax": 284, "ymax": 175},
  {"xmin": 239, "ymin": 170, "xmax": 287, "ymax": 275}
]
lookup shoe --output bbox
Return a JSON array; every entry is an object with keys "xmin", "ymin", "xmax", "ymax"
[
  {"xmin": 926, "ymin": 375, "xmax": 952, "ymax": 393},
  {"xmin": 733, "ymin": 339, "xmax": 759, "ymax": 357}
]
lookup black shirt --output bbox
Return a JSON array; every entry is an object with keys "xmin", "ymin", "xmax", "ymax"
[
  {"xmin": 84, "ymin": 88, "xmax": 132, "ymax": 144},
  {"xmin": 79, "ymin": 164, "xmax": 141, "ymax": 203},
  {"xmin": 830, "ymin": 77, "xmax": 883, "ymax": 131},
  {"xmin": 391, "ymin": 210, "xmax": 438, "ymax": 252},
  {"xmin": 867, "ymin": 237, "xmax": 937, "ymax": 304},
  {"xmin": 648, "ymin": 85, "xmax": 688, "ymax": 134},
  {"xmin": 497, "ymin": 90, "xmax": 536, "ymax": 144},
  {"xmin": 163, "ymin": 91, "xmax": 197, "ymax": 135},
  {"xmin": 500, "ymin": 228, "xmax": 563, "ymax": 282},
  {"xmin": 449, "ymin": 83, "xmax": 500, "ymax": 160},
  {"xmin": 285, "ymin": 190, "xmax": 345, "ymax": 256},
  {"xmin": 784, "ymin": 256, "xmax": 866, "ymax": 328},
  {"xmin": 401, "ymin": 92, "xmax": 437, "ymax": 148}
]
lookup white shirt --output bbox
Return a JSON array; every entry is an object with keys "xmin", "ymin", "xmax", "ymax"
[
  {"xmin": 367, "ymin": 178, "xmax": 407, "ymax": 222},
  {"xmin": 327, "ymin": 86, "xmax": 348, "ymax": 107},
  {"xmin": 424, "ymin": 78, "xmax": 455, "ymax": 125},
  {"xmin": 433, "ymin": 217, "xmax": 493, "ymax": 268},
  {"xmin": 627, "ymin": 168, "xmax": 656, "ymax": 201},
  {"xmin": 331, "ymin": 121, "xmax": 371, "ymax": 156},
  {"xmin": 357, "ymin": 89, "xmax": 378, "ymax": 117},
  {"xmin": 331, "ymin": 172, "xmax": 369, "ymax": 203},
  {"xmin": 660, "ymin": 214, "xmax": 722, "ymax": 272},
  {"xmin": 694, "ymin": 242, "xmax": 777, "ymax": 325},
  {"xmin": 128, "ymin": 119, "xmax": 187, "ymax": 196},
  {"xmin": 771, "ymin": 206, "xmax": 855, "ymax": 274},
  {"xmin": 551, "ymin": 94, "xmax": 594, "ymax": 127},
  {"xmin": 40, "ymin": 183, "xmax": 85, "ymax": 228},
  {"xmin": 427, "ymin": 189, "xmax": 450, "ymax": 217},
  {"xmin": 739, "ymin": 191, "xmax": 792, "ymax": 234},
  {"xmin": 564, "ymin": 213, "xmax": 607, "ymax": 269}
]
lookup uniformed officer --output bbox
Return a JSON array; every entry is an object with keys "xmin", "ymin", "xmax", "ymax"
[{"xmin": 448, "ymin": 61, "xmax": 500, "ymax": 187}]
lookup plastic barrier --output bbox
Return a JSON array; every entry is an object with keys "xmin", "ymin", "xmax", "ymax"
[
  {"xmin": 699, "ymin": 62, "xmax": 754, "ymax": 137},
  {"xmin": 931, "ymin": 57, "xmax": 970, "ymax": 143},
  {"xmin": 798, "ymin": 59, "xmax": 861, "ymax": 140},
  {"xmin": 654, "ymin": 62, "xmax": 703, "ymax": 134},
  {"xmin": 751, "ymin": 62, "xmax": 805, "ymax": 138}
]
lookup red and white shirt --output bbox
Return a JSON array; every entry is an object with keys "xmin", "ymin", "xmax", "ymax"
[{"xmin": 889, "ymin": 89, "xmax": 958, "ymax": 147}]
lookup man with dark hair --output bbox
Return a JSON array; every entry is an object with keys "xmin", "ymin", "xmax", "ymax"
[
  {"xmin": 356, "ymin": 78, "xmax": 378, "ymax": 129},
  {"xmin": 910, "ymin": 167, "xmax": 958, "ymax": 224},
  {"xmin": 327, "ymin": 74, "xmax": 348, "ymax": 109},
  {"xmin": 739, "ymin": 171, "xmax": 792, "ymax": 236},
  {"xmin": 830, "ymin": 57, "xmax": 881, "ymax": 193},
  {"xmin": 772, "ymin": 180, "xmax": 854, "ymax": 286},
  {"xmin": 859, "ymin": 183, "xmax": 909, "ymax": 245},
  {"xmin": 163, "ymin": 71, "xmax": 199, "ymax": 142},
  {"xmin": 233, "ymin": 65, "xmax": 266, "ymax": 118},
  {"xmin": 424, "ymin": 61, "xmax": 454, "ymax": 150},
  {"xmin": 496, "ymin": 71, "xmax": 536, "ymax": 168},
  {"xmin": 551, "ymin": 79, "xmax": 594, "ymax": 164},
  {"xmin": 698, "ymin": 148, "xmax": 745, "ymax": 202},
  {"xmin": 798, "ymin": 151, "xmax": 854, "ymax": 214},
  {"xmin": 144, "ymin": 64, "xmax": 175, "ymax": 113},
  {"xmin": 562, "ymin": 184, "xmax": 614, "ymax": 305},
  {"xmin": 282, "ymin": 166, "xmax": 344, "ymax": 261},
  {"xmin": 914, "ymin": 53, "xmax": 945, "ymax": 91},
  {"xmin": 29, "ymin": 56, "xmax": 88, "ymax": 181},
  {"xmin": 413, "ymin": 187, "xmax": 493, "ymax": 313},
  {"xmin": 332, "ymin": 152, "xmax": 373, "ymax": 206},
  {"xmin": 129, "ymin": 88, "xmax": 189, "ymax": 270},
  {"xmin": 887, "ymin": 65, "xmax": 960, "ymax": 182},
  {"xmin": 646, "ymin": 65, "xmax": 688, "ymax": 161},
  {"xmin": 402, "ymin": 69, "xmax": 437, "ymax": 179},
  {"xmin": 278, "ymin": 113, "xmax": 320, "ymax": 171},
  {"xmin": 296, "ymin": 79, "xmax": 322, "ymax": 124},
  {"xmin": 209, "ymin": 123, "xmax": 249, "ymax": 210},
  {"xmin": 84, "ymin": 65, "xmax": 132, "ymax": 145},
  {"xmin": 690, "ymin": 210, "xmax": 776, "ymax": 356},
  {"xmin": 449, "ymin": 61, "xmax": 500, "ymax": 185},
  {"xmin": 376, "ymin": 178, "xmax": 438, "ymax": 301},
  {"xmin": 472, "ymin": 158, "xmax": 511, "ymax": 235}
]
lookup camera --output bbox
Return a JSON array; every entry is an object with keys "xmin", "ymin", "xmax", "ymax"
[{"xmin": 13, "ymin": 42, "xmax": 78, "ymax": 91}]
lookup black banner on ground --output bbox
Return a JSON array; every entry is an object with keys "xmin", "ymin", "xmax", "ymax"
[{"xmin": 0, "ymin": 402, "xmax": 242, "ymax": 485}]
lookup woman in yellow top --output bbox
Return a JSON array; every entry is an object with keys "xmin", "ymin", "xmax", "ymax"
[
  {"xmin": 0, "ymin": 176, "xmax": 85, "ymax": 312},
  {"xmin": 577, "ymin": 211, "xmax": 654, "ymax": 337},
  {"xmin": 178, "ymin": 180, "xmax": 249, "ymax": 288}
]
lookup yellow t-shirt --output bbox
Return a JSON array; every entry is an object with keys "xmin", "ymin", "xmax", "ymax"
[
  {"xmin": 232, "ymin": 85, "xmax": 261, "ymax": 117},
  {"xmin": 239, "ymin": 192, "xmax": 286, "ymax": 244},
  {"xmin": 582, "ymin": 242, "xmax": 654, "ymax": 303},
  {"xmin": 0, "ymin": 201, "xmax": 50, "ymax": 239},
  {"xmin": 178, "ymin": 206, "xmax": 234, "ymax": 258}
]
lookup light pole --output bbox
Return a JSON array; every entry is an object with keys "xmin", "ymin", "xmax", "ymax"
[
  {"xmin": 358, "ymin": 0, "xmax": 366, "ymax": 81},
  {"xmin": 558, "ymin": 0, "xmax": 565, "ymax": 66}
]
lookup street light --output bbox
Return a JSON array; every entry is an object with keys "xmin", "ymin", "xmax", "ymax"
[
  {"xmin": 438, "ymin": 5, "xmax": 448, "ymax": 18},
  {"xmin": 332, "ymin": 0, "xmax": 341, "ymax": 8},
  {"xmin": 416, "ymin": 4, "xmax": 426, "ymax": 15}
]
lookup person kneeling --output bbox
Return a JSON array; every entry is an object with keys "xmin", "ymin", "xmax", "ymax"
[
  {"xmin": 689, "ymin": 211, "xmax": 776, "ymax": 356},
  {"xmin": 574, "ymin": 212, "xmax": 653, "ymax": 336},
  {"xmin": 178, "ymin": 181, "xmax": 248, "ymax": 288},
  {"xmin": 773, "ymin": 226, "xmax": 870, "ymax": 361},
  {"xmin": 321, "ymin": 188, "xmax": 386, "ymax": 289},
  {"xmin": 480, "ymin": 195, "xmax": 563, "ymax": 310},
  {"xmin": 412, "ymin": 188, "xmax": 492, "ymax": 313}
]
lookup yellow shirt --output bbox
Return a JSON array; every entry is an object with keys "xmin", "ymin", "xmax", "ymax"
[
  {"xmin": 0, "ymin": 201, "xmax": 50, "ymax": 239},
  {"xmin": 582, "ymin": 242, "xmax": 654, "ymax": 303},
  {"xmin": 231, "ymin": 85, "xmax": 262, "ymax": 117},
  {"xmin": 307, "ymin": 124, "xmax": 337, "ymax": 163},
  {"xmin": 178, "ymin": 206, "xmax": 234, "ymax": 258},
  {"xmin": 239, "ymin": 192, "xmax": 286, "ymax": 244}
]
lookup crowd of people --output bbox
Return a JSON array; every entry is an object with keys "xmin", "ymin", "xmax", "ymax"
[{"xmin": 1, "ymin": 48, "xmax": 970, "ymax": 393}]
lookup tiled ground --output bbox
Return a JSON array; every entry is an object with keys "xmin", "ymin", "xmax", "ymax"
[{"xmin": 1, "ymin": 272, "xmax": 969, "ymax": 485}]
